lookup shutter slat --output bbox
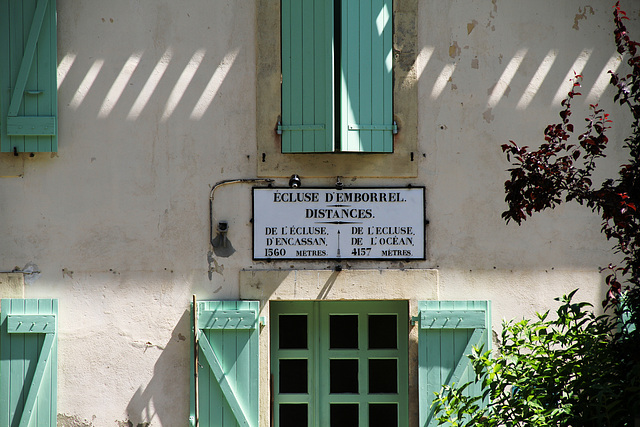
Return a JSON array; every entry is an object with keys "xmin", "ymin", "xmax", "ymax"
[
  {"xmin": 370, "ymin": 0, "xmax": 384, "ymax": 151},
  {"xmin": 380, "ymin": 0, "xmax": 393, "ymax": 152},
  {"xmin": 289, "ymin": 0, "xmax": 304, "ymax": 152},
  {"xmin": 281, "ymin": 0, "xmax": 294, "ymax": 150},
  {"xmin": 222, "ymin": 302, "xmax": 238, "ymax": 425},
  {"xmin": 301, "ymin": 0, "xmax": 315, "ymax": 152},
  {"xmin": 21, "ymin": 0, "xmax": 40, "ymax": 154},
  {"xmin": 315, "ymin": 0, "xmax": 331, "ymax": 152},
  {"xmin": 342, "ymin": 0, "xmax": 359, "ymax": 151},
  {"xmin": 36, "ymin": 0, "xmax": 56, "ymax": 153},
  {"xmin": 359, "ymin": 0, "xmax": 372, "ymax": 152}
]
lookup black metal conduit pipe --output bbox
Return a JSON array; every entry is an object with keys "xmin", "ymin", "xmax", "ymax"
[{"xmin": 209, "ymin": 178, "xmax": 274, "ymax": 246}]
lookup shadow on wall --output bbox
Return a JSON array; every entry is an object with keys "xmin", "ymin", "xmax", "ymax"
[
  {"xmin": 58, "ymin": 46, "xmax": 239, "ymax": 124},
  {"xmin": 124, "ymin": 309, "xmax": 191, "ymax": 426}
]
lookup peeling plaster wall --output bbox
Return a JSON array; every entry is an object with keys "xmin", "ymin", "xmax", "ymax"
[{"xmin": 0, "ymin": 0, "xmax": 638, "ymax": 425}]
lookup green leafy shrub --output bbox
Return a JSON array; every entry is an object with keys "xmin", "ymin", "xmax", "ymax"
[{"xmin": 433, "ymin": 291, "xmax": 640, "ymax": 426}]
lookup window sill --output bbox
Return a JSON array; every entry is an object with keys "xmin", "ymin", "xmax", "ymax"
[{"xmin": 257, "ymin": 142, "xmax": 418, "ymax": 178}]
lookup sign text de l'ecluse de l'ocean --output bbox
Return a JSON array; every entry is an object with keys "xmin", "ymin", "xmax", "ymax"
[{"xmin": 253, "ymin": 187, "xmax": 425, "ymax": 260}]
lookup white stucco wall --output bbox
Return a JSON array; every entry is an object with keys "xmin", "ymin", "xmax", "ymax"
[{"xmin": 0, "ymin": 0, "xmax": 638, "ymax": 425}]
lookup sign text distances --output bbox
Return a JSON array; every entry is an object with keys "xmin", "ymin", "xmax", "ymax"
[{"xmin": 253, "ymin": 188, "xmax": 425, "ymax": 260}]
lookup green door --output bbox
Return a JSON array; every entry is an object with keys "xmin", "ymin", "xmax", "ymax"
[
  {"xmin": 0, "ymin": 298, "xmax": 58, "ymax": 427},
  {"xmin": 271, "ymin": 300, "xmax": 408, "ymax": 427}
]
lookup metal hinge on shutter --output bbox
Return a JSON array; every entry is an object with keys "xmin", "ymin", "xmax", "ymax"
[
  {"xmin": 348, "ymin": 121, "xmax": 398, "ymax": 134},
  {"xmin": 277, "ymin": 121, "xmax": 325, "ymax": 135}
]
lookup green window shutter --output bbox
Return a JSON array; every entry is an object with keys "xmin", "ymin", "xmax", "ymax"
[
  {"xmin": 417, "ymin": 300, "xmax": 491, "ymax": 427},
  {"xmin": 190, "ymin": 300, "xmax": 259, "ymax": 427},
  {"xmin": 280, "ymin": 0, "xmax": 333, "ymax": 153},
  {"xmin": 0, "ymin": 0, "xmax": 57, "ymax": 153},
  {"xmin": 340, "ymin": 0, "xmax": 393, "ymax": 153},
  {"xmin": 620, "ymin": 292, "xmax": 636, "ymax": 335},
  {"xmin": 0, "ymin": 298, "xmax": 58, "ymax": 427}
]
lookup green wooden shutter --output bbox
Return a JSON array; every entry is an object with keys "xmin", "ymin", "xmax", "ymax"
[
  {"xmin": 340, "ymin": 0, "xmax": 393, "ymax": 152},
  {"xmin": 191, "ymin": 300, "xmax": 259, "ymax": 427},
  {"xmin": 280, "ymin": 0, "xmax": 333, "ymax": 153},
  {"xmin": 620, "ymin": 292, "xmax": 636, "ymax": 335},
  {"xmin": 0, "ymin": 0, "xmax": 57, "ymax": 153},
  {"xmin": 417, "ymin": 300, "xmax": 491, "ymax": 427},
  {"xmin": 0, "ymin": 298, "xmax": 58, "ymax": 427}
]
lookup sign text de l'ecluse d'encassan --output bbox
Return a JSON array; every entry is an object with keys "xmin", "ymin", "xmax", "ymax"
[{"xmin": 253, "ymin": 187, "xmax": 425, "ymax": 260}]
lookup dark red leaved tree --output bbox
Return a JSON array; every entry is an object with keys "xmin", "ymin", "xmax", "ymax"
[{"xmin": 501, "ymin": 2, "xmax": 640, "ymax": 331}]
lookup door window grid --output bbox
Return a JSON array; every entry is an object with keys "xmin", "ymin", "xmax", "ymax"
[{"xmin": 271, "ymin": 300, "xmax": 408, "ymax": 427}]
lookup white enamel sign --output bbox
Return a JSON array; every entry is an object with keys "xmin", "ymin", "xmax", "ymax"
[{"xmin": 253, "ymin": 187, "xmax": 425, "ymax": 260}]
